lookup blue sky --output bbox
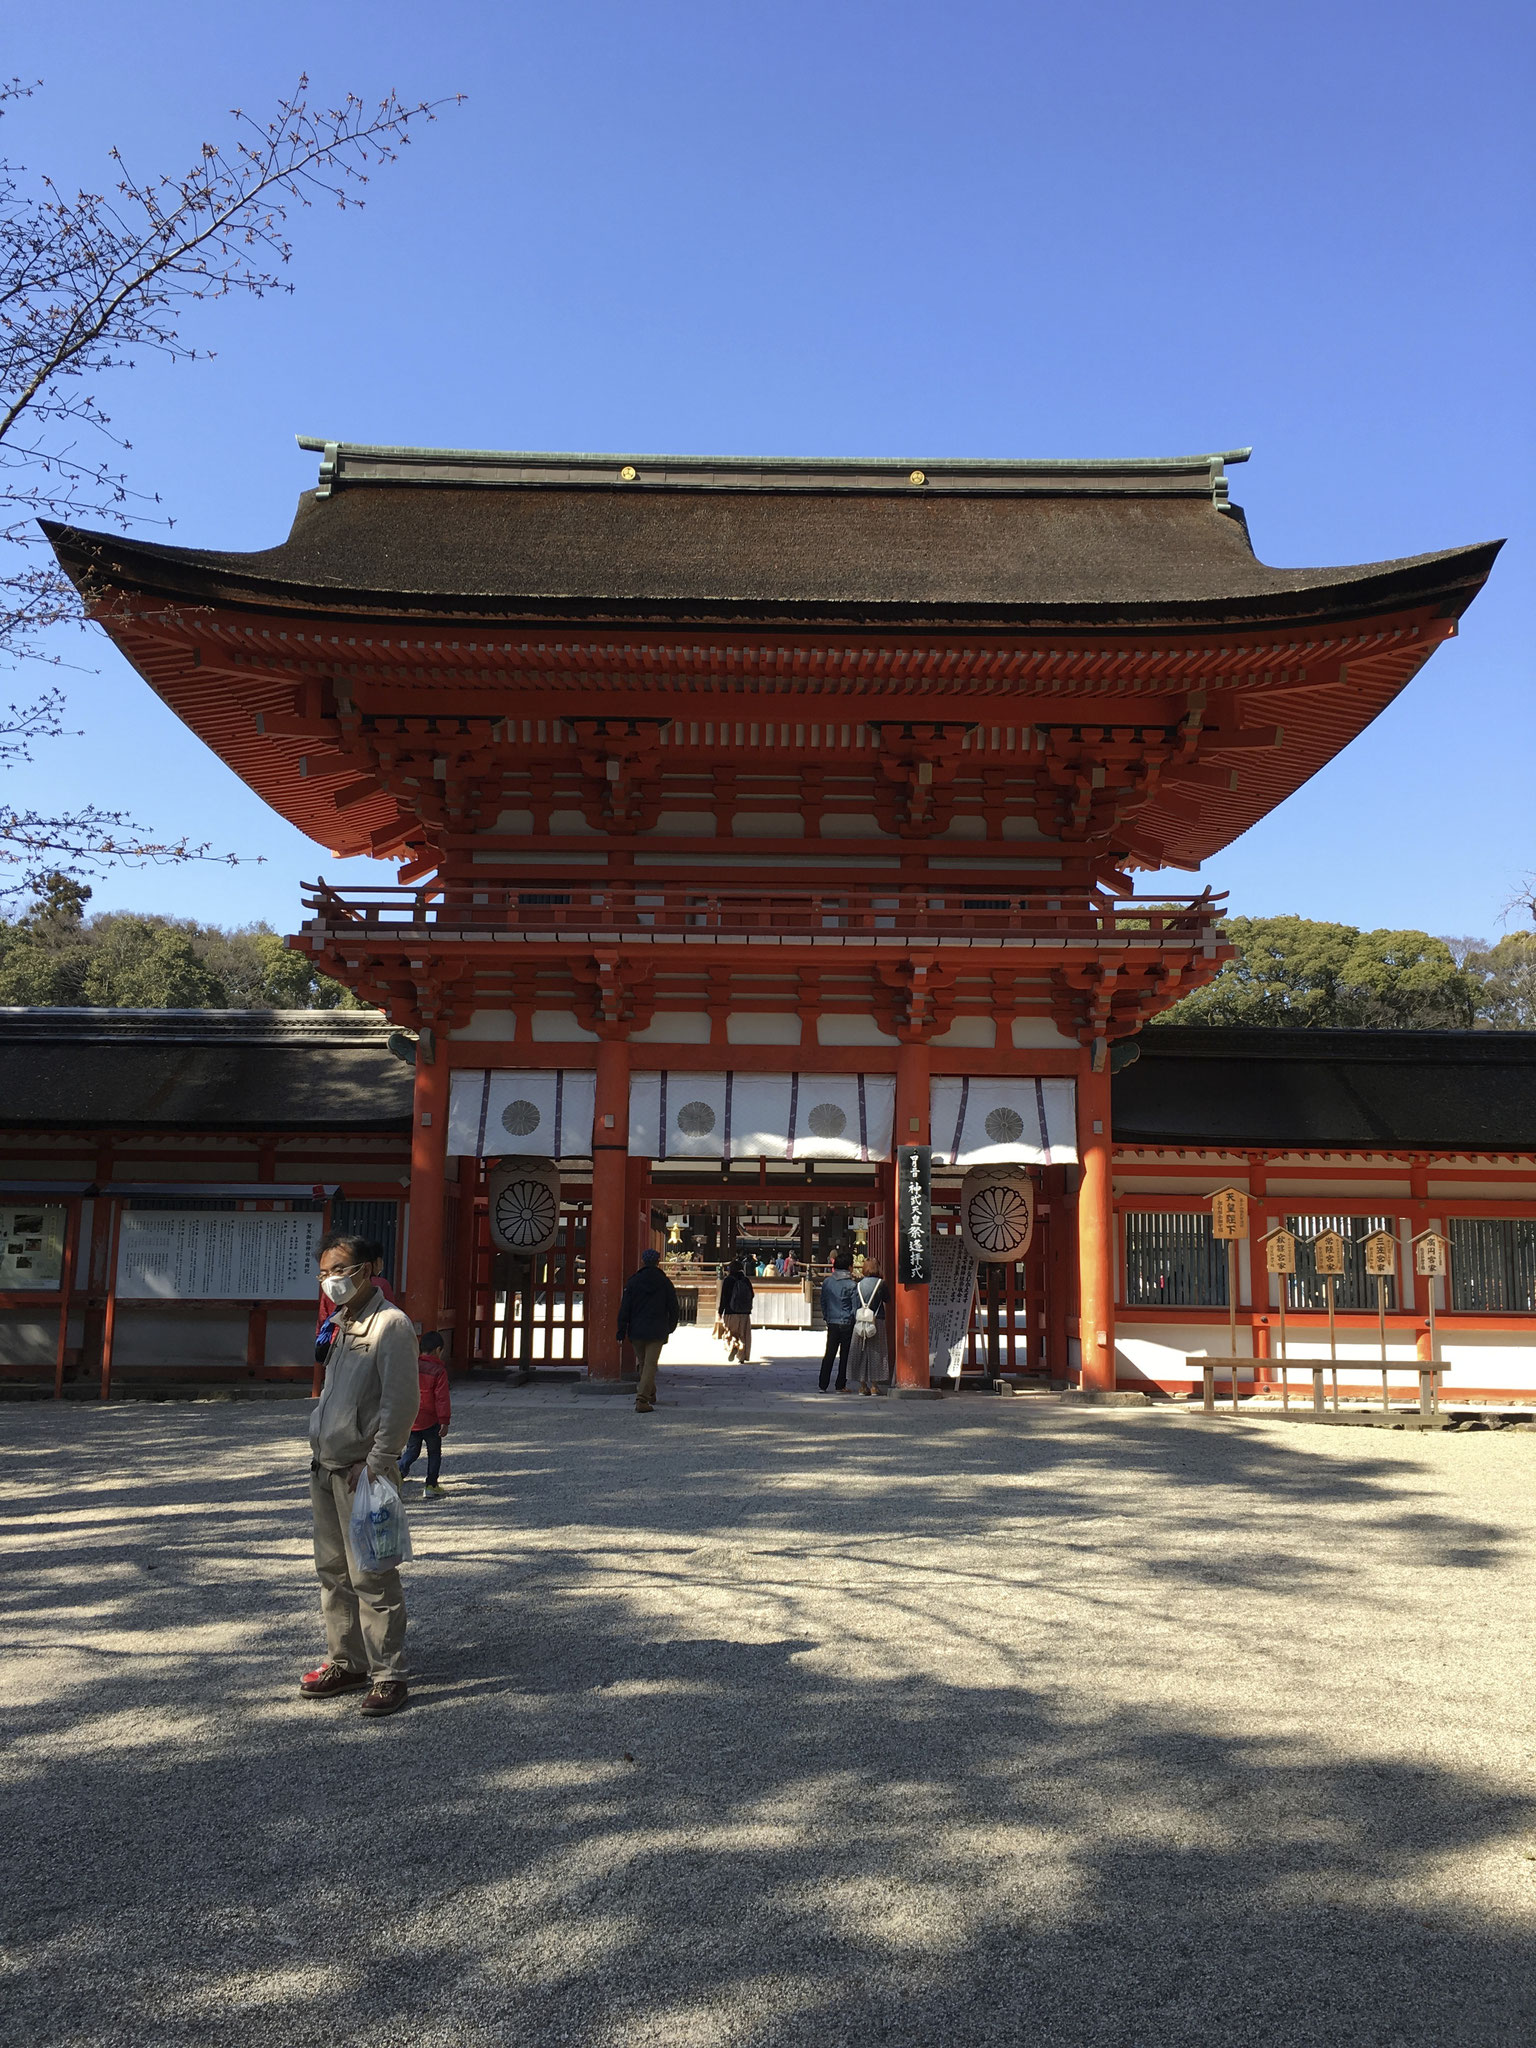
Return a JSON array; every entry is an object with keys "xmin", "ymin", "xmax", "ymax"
[{"xmin": 7, "ymin": 0, "xmax": 1532, "ymax": 939}]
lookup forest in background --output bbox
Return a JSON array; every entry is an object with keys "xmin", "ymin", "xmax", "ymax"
[
  {"xmin": 1, "ymin": 885, "xmax": 1533, "ymax": 1027},
  {"xmin": 1157, "ymin": 916, "xmax": 1536, "ymax": 1029},
  {"xmin": 0, "ymin": 878, "xmax": 364, "ymax": 1009}
]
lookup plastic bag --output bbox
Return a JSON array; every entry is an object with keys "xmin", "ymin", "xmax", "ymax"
[{"xmin": 348, "ymin": 1467, "xmax": 414, "ymax": 1571}]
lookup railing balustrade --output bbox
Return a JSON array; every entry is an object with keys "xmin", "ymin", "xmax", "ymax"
[{"xmin": 300, "ymin": 879, "xmax": 1225, "ymax": 945}]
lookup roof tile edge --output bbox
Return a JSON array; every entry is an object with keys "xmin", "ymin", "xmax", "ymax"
[{"xmin": 296, "ymin": 435, "xmax": 1254, "ymax": 501}]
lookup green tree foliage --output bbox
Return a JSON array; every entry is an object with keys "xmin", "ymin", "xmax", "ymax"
[
  {"xmin": 0, "ymin": 875, "xmax": 369, "ymax": 1009},
  {"xmin": 1459, "ymin": 933, "xmax": 1536, "ymax": 1029},
  {"xmin": 1157, "ymin": 915, "xmax": 1522, "ymax": 1029}
]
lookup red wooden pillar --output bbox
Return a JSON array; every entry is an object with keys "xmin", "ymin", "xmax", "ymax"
[
  {"xmin": 452, "ymin": 1153, "xmax": 480, "ymax": 1366},
  {"xmin": 1077, "ymin": 1053, "xmax": 1115, "ymax": 1393},
  {"xmin": 405, "ymin": 1050, "xmax": 450, "ymax": 1331},
  {"xmin": 52, "ymin": 1197, "xmax": 81, "ymax": 1400},
  {"xmin": 894, "ymin": 1039, "xmax": 931, "ymax": 1389},
  {"xmin": 1044, "ymin": 1168, "xmax": 1071, "ymax": 1382},
  {"xmin": 1024, "ymin": 1184, "xmax": 1046, "ymax": 1375},
  {"xmin": 624, "ymin": 1155, "xmax": 648, "ymax": 1282},
  {"xmin": 99, "ymin": 1199, "xmax": 123, "ymax": 1402},
  {"xmin": 586, "ymin": 1036, "xmax": 630, "ymax": 1378}
]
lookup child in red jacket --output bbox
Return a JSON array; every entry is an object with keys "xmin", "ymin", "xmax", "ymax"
[{"xmin": 398, "ymin": 1332, "xmax": 452, "ymax": 1497}]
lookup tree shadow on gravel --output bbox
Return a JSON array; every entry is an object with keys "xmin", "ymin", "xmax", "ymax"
[{"xmin": 1, "ymin": 1404, "xmax": 1532, "ymax": 2048}]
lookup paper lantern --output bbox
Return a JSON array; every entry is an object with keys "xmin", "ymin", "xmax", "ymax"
[
  {"xmin": 487, "ymin": 1157, "xmax": 561, "ymax": 1254},
  {"xmin": 960, "ymin": 1165, "xmax": 1034, "ymax": 1263}
]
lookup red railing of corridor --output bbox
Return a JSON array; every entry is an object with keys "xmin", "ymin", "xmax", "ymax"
[{"xmin": 300, "ymin": 879, "xmax": 1228, "ymax": 946}]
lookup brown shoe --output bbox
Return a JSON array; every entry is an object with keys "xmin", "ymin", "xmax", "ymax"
[
  {"xmin": 634, "ymin": 1400, "xmax": 655, "ymax": 1413},
  {"xmin": 359, "ymin": 1680, "xmax": 409, "ymax": 1717},
  {"xmin": 300, "ymin": 1661, "xmax": 368, "ymax": 1698}
]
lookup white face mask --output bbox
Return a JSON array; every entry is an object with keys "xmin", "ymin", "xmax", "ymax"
[{"xmin": 321, "ymin": 1269, "xmax": 364, "ymax": 1306}]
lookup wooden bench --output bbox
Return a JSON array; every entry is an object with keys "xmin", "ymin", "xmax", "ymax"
[{"xmin": 1188, "ymin": 1355, "xmax": 1445, "ymax": 1417}]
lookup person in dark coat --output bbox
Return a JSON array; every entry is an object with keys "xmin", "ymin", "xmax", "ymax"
[
  {"xmin": 719, "ymin": 1256, "xmax": 755, "ymax": 1363},
  {"xmin": 819, "ymin": 1250, "xmax": 858, "ymax": 1392},
  {"xmin": 616, "ymin": 1248, "xmax": 681, "ymax": 1413}
]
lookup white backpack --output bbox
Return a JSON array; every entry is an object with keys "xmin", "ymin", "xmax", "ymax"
[{"xmin": 854, "ymin": 1278, "xmax": 879, "ymax": 1340}]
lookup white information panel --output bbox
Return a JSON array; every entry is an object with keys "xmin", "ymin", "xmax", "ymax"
[
  {"xmin": 116, "ymin": 1210, "xmax": 325, "ymax": 1301},
  {"xmin": 928, "ymin": 1233, "xmax": 979, "ymax": 1378}
]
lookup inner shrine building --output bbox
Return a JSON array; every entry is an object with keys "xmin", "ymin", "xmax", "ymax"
[{"xmin": 48, "ymin": 442, "xmax": 1499, "ymax": 1390}]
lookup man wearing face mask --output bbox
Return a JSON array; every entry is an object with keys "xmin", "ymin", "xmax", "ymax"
[{"xmin": 301, "ymin": 1231, "xmax": 421, "ymax": 1715}]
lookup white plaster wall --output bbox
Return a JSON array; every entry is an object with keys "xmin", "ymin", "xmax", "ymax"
[
  {"xmin": 267, "ymin": 1307, "xmax": 320, "ymax": 1370},
  {"xmin": 1012, "ymin": 1017, "xmax": 1078, "ymax": 1050},
  {"xmin": 629, "ymin": 1011, "xmax": 713, "ymax": 1045},
  {"xmin": 1115, "ymin": 1320, "xmax": 1536, "ymax": 1396},
  {"xmin": 726, "ymin": 1014, "xmax": 803, "ymax": 1045},
  {"xmin": 0, "ymin": 1308, "xmax": 62, "ymax": 1367},
  {"xmin": 448, "ymin": 1010, "xmax": 518, "ymax": 1042},
  {"xmin": 930, "ymin": 1017, "xmax": 995, "ymax": 1048},
  {"xmin": 113, "ymin": 1309, "xmax": 250, "ymax": 1367},
  {"xmin": 531, "ymin": 1010, "xmax": 598, "ymax": 1043},
  {"xmin": 817, "ymin": 1014, "xmax": 899, "ymax": 1047},
  {"xmin": 1437, "ymin": 1331, "xmax": 1536, "ymax": 1392},
  {"xmin": 649, "ymin": 811, "xmax": 715, "ymax": 834},
  {"xmin": 733, "ymin": 813, "xmax": 804, "ymax": 836}
]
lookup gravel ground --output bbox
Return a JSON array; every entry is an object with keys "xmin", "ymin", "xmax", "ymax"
[{"xmin": 3, "ymin": 1385, "xmax": 1535, "ymax": 2048}]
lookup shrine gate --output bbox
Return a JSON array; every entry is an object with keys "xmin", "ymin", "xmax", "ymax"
[{"xmin": 48, "ymin": 443, "xmax": 1498, "ymax": 1390}]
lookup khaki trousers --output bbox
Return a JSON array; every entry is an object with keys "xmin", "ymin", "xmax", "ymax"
[
  {"xmin": 310, "ymin": 1464, "xmax": 407, "ymax": 1680},
  {"xmin": 634, "ymin": 1339, "xmax": 665, "ymax": 1404},
  {"xmin": 723, "ymin": 1312, "xmax": 752, "ymax": 1362}
]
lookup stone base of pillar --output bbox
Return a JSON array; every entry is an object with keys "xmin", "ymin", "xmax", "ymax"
[{"xmin": 1058, "ymin": 1388, "xmax": 1156, "ymax": 1406}]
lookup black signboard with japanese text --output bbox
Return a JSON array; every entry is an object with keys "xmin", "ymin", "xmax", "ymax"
[{"xmin": 896, "ymin": 1144, "xmax": 932, "ymax": 1286}]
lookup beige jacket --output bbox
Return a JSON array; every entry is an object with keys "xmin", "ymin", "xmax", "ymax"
[{"xmin": 309, "ymin": 1290, "xmax": 421, "ymax": 1476}]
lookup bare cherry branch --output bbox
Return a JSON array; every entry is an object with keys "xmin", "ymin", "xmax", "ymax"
[{"xmin": 0, "ymin": 74, "xmax": 460, "ymax": 884}]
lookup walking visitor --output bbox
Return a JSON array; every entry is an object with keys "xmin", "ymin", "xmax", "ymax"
[
  {"xmin": 617, "ymin": 1247, "xmax": 681, "ymax": 1413},
  {"xmin": 301, "ymin": 1231, "xmax": 420, "ymax": 1717},
  {"xmin": 719, "ymin": 1256, "xmax": 755, "ymax": 1362},
  {"xmin": 848, "ymin": 1258, "xmax": 890, "ymax": 1393},
  {"xmin": 819, "ymin": 1250, "xmax": 858, "ymax": 1393},
  {"xmin": 398, "ymin": 1330, "xmax": 452, "ymax": 1496}
]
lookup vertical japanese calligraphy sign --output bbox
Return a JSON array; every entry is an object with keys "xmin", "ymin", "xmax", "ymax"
[{"xmin": 897, "ymin": 1145, "xmax": 932, "ymax": 1286}]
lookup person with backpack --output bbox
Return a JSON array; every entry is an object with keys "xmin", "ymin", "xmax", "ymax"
[
  {"xmin": 848, "ymin": 1256, "xmax": 890, "ymax": 1394},
  {"xmin": 718, "ymin": 1256, "xmax": 755, "ymax": 1362},
  {"xmin": 398, "ymin": 1331, "xmax": 452, "ymax": 1496},
  {"xmin": 616, "ymin": 1247, "xmax": 681, "ymax": 1413}
]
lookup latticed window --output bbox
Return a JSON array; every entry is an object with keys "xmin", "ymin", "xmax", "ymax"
[
  {"xmin": 330, "ymin": 1198, "xmax": 400, "ymax": 1283},
  {"xmin": 1283, "ymin": 1215, "xmax": 1397, "ymax": 1311},
  {"xmin": 1449, "ymin": 1219, "xmax": 1536, "ymax": 1312},
  {"xmin": 1123, "ymin": 1211, "xmax": 1228, "ymax": 1307}
]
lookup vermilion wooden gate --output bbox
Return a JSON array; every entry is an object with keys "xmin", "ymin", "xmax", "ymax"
[
  {"xmin": 933, "ymin": 1175, "xmax": 1065, "ymax": 1379},
  {"xmin": 460, "ymin": 1173, "xmax": 591, "ymax": 1369}
]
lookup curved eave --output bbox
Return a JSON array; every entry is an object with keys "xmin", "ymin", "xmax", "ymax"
[
  {"xmin": 44, "ymin": 524, "xmax": 1502, "ymax": 637},
  {"xmin": 45, "ymin": 522, "xmax": 1502, "ymax": 872}
]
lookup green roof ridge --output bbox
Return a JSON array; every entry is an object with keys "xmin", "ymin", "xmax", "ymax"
[{"xmin": 295, "ymin": 436, "xmax": 1252, "ymax": 477}]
